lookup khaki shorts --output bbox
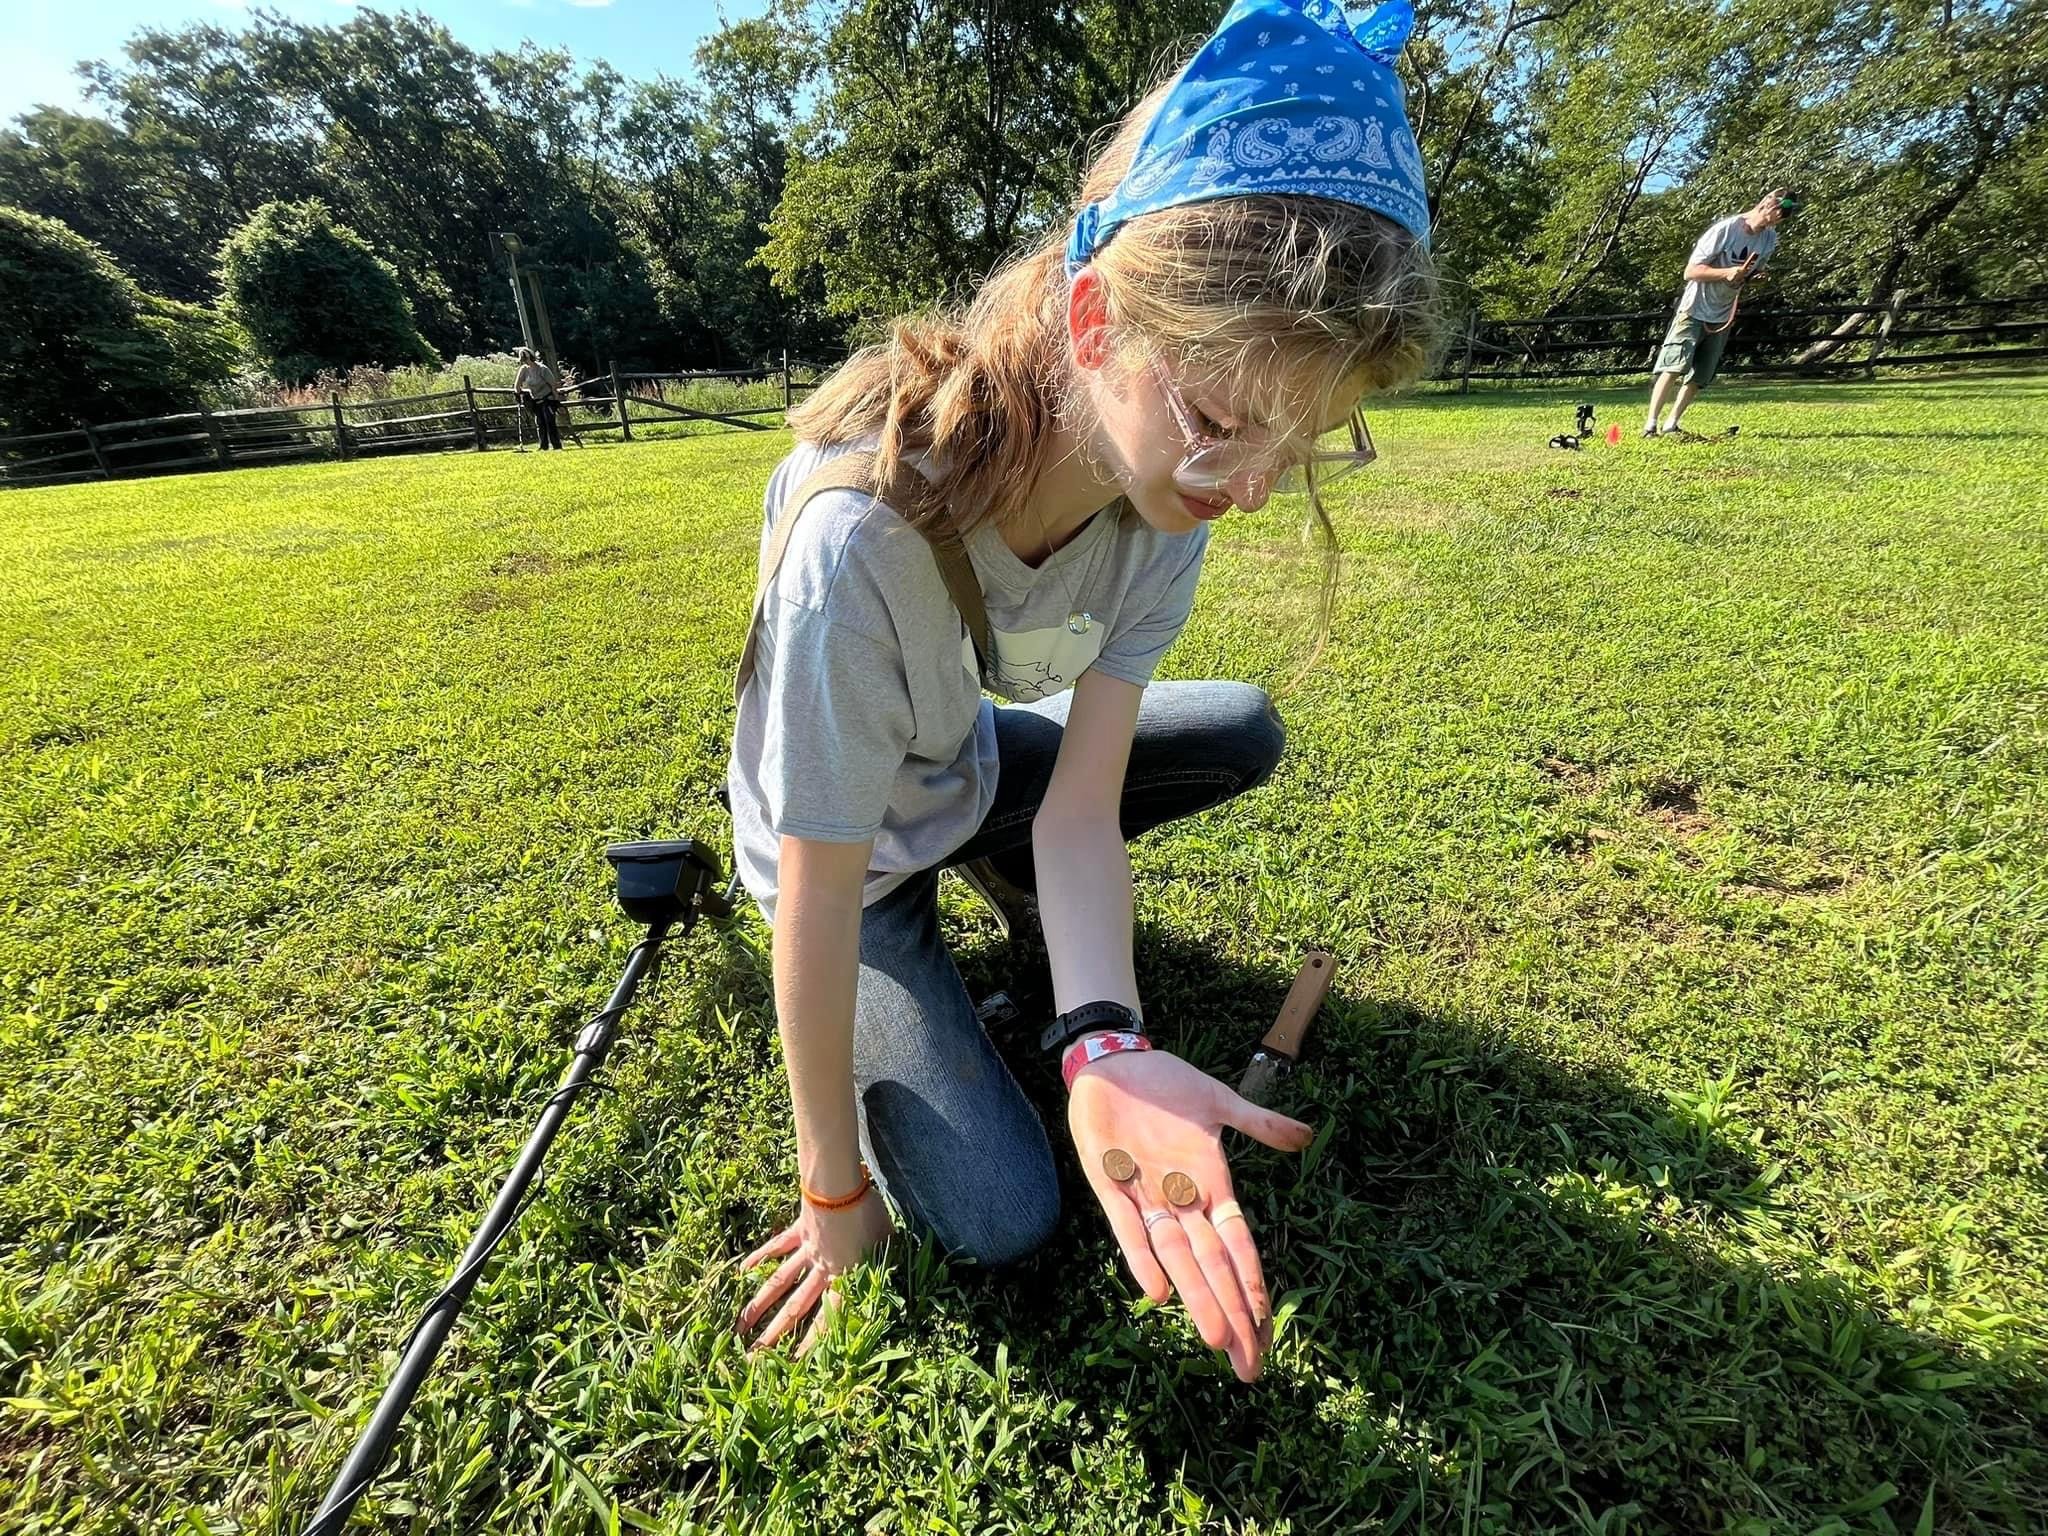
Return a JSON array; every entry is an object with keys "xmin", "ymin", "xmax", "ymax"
[{"xmin": 1654, "ymin": 313, "xmax": 1731, "ymax": 386}]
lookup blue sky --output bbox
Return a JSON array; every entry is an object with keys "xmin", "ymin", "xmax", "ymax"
[{"xmin": 2, "ymin": 0, "xmax": 769, "ymax": 121}]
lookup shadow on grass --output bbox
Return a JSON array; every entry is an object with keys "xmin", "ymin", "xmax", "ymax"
[
  {"xmin": 498, "ymin": 880, "xmax": 2041, "ymax": 1533},
  {"xmin": 926, "ymin": 926, "xmax": 2048, "ymax": 1534}
]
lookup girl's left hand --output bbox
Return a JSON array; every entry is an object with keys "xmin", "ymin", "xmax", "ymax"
[{"xmin": 1066, "ymin": 1046, "xmax": 1315, "ymax": 1382}]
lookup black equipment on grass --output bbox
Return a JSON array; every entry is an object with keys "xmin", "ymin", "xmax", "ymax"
[
  {"xmin": 1549, "ymin": 402, "xmax": 1597, "ymax": 451},
  {"xmin": 303, "ymin": 840, "xmax": 736, "ymax": 1536}
]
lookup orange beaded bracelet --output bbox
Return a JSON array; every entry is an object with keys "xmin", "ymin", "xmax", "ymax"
[{"xmin": 802, "ymin": 1161, "xmax": 874, "ymax": 1211}]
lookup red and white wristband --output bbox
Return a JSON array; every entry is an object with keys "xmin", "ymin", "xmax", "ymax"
[{"xmin": 1062, "ymin": 1029, "xmax": 1152, "ymax": 1092}]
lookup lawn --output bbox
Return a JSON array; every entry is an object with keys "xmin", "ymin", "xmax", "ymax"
[{"xmin": 1, "ymin": 373, "xmax": 2043, "ymax": 1534}]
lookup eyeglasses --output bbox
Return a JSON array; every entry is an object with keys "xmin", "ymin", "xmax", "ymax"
[{"xmin": 1149, "ymin": 357, "xmax": 1377, "ymax": 497}]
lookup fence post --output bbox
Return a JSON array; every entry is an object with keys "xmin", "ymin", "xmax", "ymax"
[
  {"xmin": 610, "ymin": 362, "xmax": 633, "ymax": 442},
  {"xmin": 1865, "ymin": 290, "xmax": 1905, "ymax": 379},
  {"xmin": 781, "ymin": 348, "xmax": 792, "ymax": 414},
  {"xmin": 200, "ymin": 404, "xmax": 232, "ymax": 469},
  {"xmin": 330, "ymin": 394, "xmax": 352, "ymax": 461},
  {"xmin": 463, "ymin": 374, "xmax": 486, "ymax": 450},
  {"xmin": 1460, "ymin": 311, "xmax": 1478, "ymax": 394},
  {"xmin": 81, "ymin": 424, "xmax": 113, "ymax": 479}
]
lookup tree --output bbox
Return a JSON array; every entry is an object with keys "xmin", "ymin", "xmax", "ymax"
[
  {"xmin": 218, "ymin": 199, "xmax": 438, "ymax": 382},
  {"xmin": 610, "ymin": 13, "xmax": 837, "ymax": 363},
  {"xmin": 1698, "ymin": 0, "xmax": 2047, "ymax": 308},
  {"xmin": 8, "ymin": 0, "xmax": 2039, "ymax": 377},
  {"xmin": 1071, "ymin": 0, "xmax": 1216, "ymax": 126},
  {"xmin": 0, "ymin": 107, "xmax": 220, "ymax": 302},
  {"xmin": 138, "ymin": 294, "xmax": 246, "ymax": 400},
  {"xmin": 1402, "ymin": 18, "xmax": 1551, "ymax": 314},
  {"xmin": 83, "ymin": 25, "xmax": 320, "ymax": 272},
  {"xmin": 243, "ymin": 13, "xmax": 667, "ymax": 365},
  {"xmin": 0, "ymin": 205, "xmax": 199, "ymax": 435},
  {"xmin": 694, "ymin": 16, "xmax": 825, "ymax": 360},
  {"xmin": 760, "ymin": 0, "xmax": 1093, "ymax": 325}
]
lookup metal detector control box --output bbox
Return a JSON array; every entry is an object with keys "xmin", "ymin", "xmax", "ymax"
[{"xmin": 604, "ymin": 838, "xmax": 735, "ymax": 928}]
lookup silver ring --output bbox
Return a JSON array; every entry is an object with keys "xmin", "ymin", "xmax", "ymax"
[
  {"xmin": 1141, "ymin": 1208, "xmax": 1175, "ymax": 1233},
  {"xmin": 1210, "ymin": 1200, "xmax": 1247, "ymax": 1228}
]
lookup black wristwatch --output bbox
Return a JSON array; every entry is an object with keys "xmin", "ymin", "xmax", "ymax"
[{"xmin": 1039, "ymin": 1000, "xmax": 1144, "ymax": 1055}]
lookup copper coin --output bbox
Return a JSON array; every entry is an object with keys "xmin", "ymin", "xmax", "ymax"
[
  {"xmin": 1102, "ymin": 1148, "xmax": 1139, "ymax": 1184},
  {"xmin": 1162, "ymin": 1171, "xmax": 1200, "ymax": 1208}
]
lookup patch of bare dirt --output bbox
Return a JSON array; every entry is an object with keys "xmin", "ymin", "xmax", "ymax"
[
  {"xmin": 489, "ymin": 549, "xmax": 556, "ymax": 577},
  {"xmin": 1642, "ymin": 776, "xmax": 1713, "ymax": 836},
  {"xmin": 1538, "ymin": 754, "xmax": 1604, "ymax": 793},
  {"xmin": 458, "ymin": 584, "xmax": 535, "ymax": 613},
  {"xmin": 1724, "ymin": 871, "xmax": 1849, "ymax": 901},
  {"xmin": 488, "ymin": 544, "xmax": 628, "ymax": 579}
]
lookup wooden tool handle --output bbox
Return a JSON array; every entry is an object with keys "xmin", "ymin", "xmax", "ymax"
[{"xmin": 1259, "ymin": 951, "xmax": 1334, "ymax": 1061}]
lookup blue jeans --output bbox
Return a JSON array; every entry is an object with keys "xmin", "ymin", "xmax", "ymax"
[{"xmin": 850, "ymin": 679, "xmax": 1285, "ymax": 1267}]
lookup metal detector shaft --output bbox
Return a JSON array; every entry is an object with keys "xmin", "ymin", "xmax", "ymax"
[{"xmin": 305, "ymin": 919, "xmax": 674, "ymax": 1536}]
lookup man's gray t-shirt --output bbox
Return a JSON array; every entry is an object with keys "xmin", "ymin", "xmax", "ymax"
[
  {"xmin": 1676, "ymin": 214, "xmax": 1778, "ymax": 325},
  {"xmin": 726, "ymin": 438, "xmax": 1210, "ymax": 926}
]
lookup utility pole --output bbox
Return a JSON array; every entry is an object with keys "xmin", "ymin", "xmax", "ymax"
[
  {"xmin": 523, "ymin": 268, "xmax": 560, "ymax": 372},
  {"xmin": 492, "ymin": 231, "xmax": 536, "ymax": 354}
]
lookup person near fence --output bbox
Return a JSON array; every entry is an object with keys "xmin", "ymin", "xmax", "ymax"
[
  {"xmin": 514, "ymin": 346, "xmax": 563, "ymax": 450},
  {"xmin": 725, "ymin": 0, "xmax": 1439, "ymax": 1385},
  {"xmin": 1644, "ymin": 190, "xmax": 1801, "ymax": 436}
]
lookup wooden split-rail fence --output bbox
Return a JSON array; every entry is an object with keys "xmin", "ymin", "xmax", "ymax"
[
  {"xmin": 9, "ymin": 295, "xmax": 2044, "ymax": 485},
  {"xmin": 0, "ymin": 354, "xmax": 830, "ymax": 489},
  {"xmin": 1433, "ymin": 293, "xmax": 2048, "ymax": 390}
]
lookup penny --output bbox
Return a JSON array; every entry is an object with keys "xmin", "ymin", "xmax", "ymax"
[
  {"xmin": 1162, "ymin": 1171, "xmax": 1200, "ymax": 1208},
  {"xmin": 1102, "ymin": 1148, "xmax": 1139, "ymax": 1184}
]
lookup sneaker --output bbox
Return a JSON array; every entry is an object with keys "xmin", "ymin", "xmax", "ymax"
[
  {"xmin": 954, "ymin": 856, "xmax": 1040, "ymax": 943},
  {"xmin": 1641, "ymin": 425, "xmax": 1660, "ymax": 438}
]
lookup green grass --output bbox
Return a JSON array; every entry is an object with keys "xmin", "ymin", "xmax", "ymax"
[{"xmin": 2, "ymin": 373, "xmax": 2044, "ymax": 1534}]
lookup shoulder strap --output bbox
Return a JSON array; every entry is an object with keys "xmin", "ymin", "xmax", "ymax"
[
  {"xmin": 733, "ymin": 448, "xmax": 994, "ymax": 708},
  {"xmin": 925, "ymin": 533, "xmax": 992, "ymax": 690}
]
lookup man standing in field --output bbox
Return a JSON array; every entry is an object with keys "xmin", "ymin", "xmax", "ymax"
[{"xmin": 1644, "ymin": 190, "xmax": 1800, "ymax": 437}]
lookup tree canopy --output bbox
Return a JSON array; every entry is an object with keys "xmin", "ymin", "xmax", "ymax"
[
  {"xmin": 218, "ymin": 199, "xmax": 439, "ymax": 383},
  {"xmin": 0, "ymin": 204, "xmax": 219, "ymax": 435},
  {"xmin": 0, "ymin": 0, "xmax": 2039, "ymax": 372}
]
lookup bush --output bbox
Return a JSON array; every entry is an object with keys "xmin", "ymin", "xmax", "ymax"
[
  {"xmin": 219, "ymin": 200, "xmax": 438, "ymax": 384},
  {"xmin": 0, "ymin": 205, "xmax": 198, "ymax": 437},
  {"xmin": 139, "ymin": 295, "xmax": 246, "ymax": 401}
]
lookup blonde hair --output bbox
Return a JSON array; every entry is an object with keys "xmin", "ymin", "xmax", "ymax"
[{"xmin": 788, "ymin": 65, "xmax": 1441, "ymax": 683}]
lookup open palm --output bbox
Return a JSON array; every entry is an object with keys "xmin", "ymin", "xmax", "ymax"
[{"xmin": 1067, "ymin": 1047, "xmax": 1315, "ymax": 1382}]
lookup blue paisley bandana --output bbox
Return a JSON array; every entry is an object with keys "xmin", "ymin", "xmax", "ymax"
[{"xmin": 1065, "ymin": 0, "xmax": 1430, "ymax": 277}]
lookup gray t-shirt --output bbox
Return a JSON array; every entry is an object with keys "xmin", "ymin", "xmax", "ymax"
[
  {"xmin": 1676, "ymin": 214, "xmax": 1778, "ymax": 325},
  {"xmin": 726, "ymin": 437, "xmax": 1209, "ymax": 926}
]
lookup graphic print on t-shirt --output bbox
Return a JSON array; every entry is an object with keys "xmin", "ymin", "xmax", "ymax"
[{"xmin": 964, "ymin": 620, "xmax": 1109, "ymax": 703}]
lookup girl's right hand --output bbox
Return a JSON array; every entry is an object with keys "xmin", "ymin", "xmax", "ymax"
[
  {"xmin": 734, "ymin": 1184, "xmax": 895, "ymax": 1358},
  {"xmin": 1068, "ymin": 1046, "xmax": 1314, "ymax": 1383}
]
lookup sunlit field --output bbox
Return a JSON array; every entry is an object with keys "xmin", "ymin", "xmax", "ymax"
[{"xmin": 3, "ymin": 373, "xmax": 2043, "ymax": 1533}]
